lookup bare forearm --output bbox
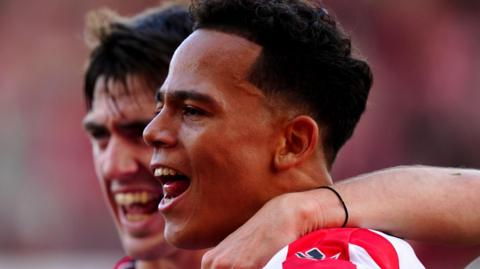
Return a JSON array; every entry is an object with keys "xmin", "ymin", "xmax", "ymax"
[
  {"xmin": 333, "ymin": 165, "xmax": 480, "ymax": 244},
  {"xmin": 201, "ymin": 166, "xmax": 479, "ymax": 268}
]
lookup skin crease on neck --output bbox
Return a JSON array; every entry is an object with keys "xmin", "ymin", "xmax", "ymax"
[
  {"xmin": 83, "ymin": 75, "xmax": 204, "ymax": 269},
  {"xmin": 144, "ymin": 29, "xmax": 332, "ymax": 250}
]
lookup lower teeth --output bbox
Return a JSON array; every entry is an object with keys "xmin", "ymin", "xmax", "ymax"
[
  {"xmin": 161, "ymin": 196, "xmax": 173, "ymax": 206},
  {"xmin": 126, "ymin": 213, "xmax": 149, "ymax": 222}
]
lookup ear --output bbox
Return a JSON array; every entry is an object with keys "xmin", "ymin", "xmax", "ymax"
[{"xmin": 274, "ymin": 116, "xmax": 319, "ymax": 171}]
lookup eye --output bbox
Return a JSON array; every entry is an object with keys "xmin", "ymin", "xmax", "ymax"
[
  {"xmin": 154, "ymin": 102, "xmax": 164, "ymax": 116},
  {"xmin": 182, "ymin": 105, "xmax": 207, "ymax": 118},
  {"xmin": 88, "ymin": 130, "xmax": 110, "ymax": 149},
  {"xmin": 123, "ymin": 125, "xmax": 148, "ymax": 145},
  {"xmin": 90, "ymin": 129, "xmax": 109, "ymax": 141}
]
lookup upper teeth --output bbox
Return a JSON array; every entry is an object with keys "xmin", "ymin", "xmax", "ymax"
[
  {"xmin": 114, "ymin": 192, "xmax": 151, "ymax": 206},
  {"xmin": 154, "ymin": 167, "xmax": 180, "ymax": 177}
]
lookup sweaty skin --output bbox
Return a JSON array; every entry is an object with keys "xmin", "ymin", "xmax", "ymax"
[{"xmin": 201, "ymin": 166, "xmax": 480, "ymax": 269}]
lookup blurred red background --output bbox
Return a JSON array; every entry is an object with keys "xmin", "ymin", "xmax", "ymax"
[{"xmin": 0, "ymin": 0, "xmax": 478, "ymax": 267}]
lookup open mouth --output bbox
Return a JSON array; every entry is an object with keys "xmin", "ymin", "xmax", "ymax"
[
  {"xmin": 153, "ymin": 167, "xmax": 191, "ymax": 202},
  {"xmin": 114, "ymin": 191, "xmax": 163, "ymax": 222}
]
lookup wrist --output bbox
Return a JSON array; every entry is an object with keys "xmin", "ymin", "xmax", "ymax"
[
  {"xmin": 302, "ymin": 188, "xmax": 348, "ymax": 233},
  {"xmin": 317, "ymin": 186, "xmax": 348, "ymax": 228},
  {"xmin": 278, "ymin": 188, "xmax": 346, "ymax": 238}
]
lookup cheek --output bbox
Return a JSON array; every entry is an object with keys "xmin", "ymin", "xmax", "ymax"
[
  {"xmin": 188, "ymin": 118, "xmax": 275, "ymax": 179},
  {"xmin": 177, "ymin": 123, "xmax": 278, "ymax": 245},
  {"xmin": 189, "ymin": 126, "xmax": 273, "ymax": 205},
  {"xmin": 92, "ymin": 150, "xmax": 104, "ymax": 179},
  {"xmin": 91, "ymin": 153, "xmax": 110, "ymax": 196},
  {"xmin": 137, "ymin": 147, "xmax": 153, "ymax": 168},
  {"xmin": 91, "ymin": 149, "xmax": 112, "ymax": 198}
]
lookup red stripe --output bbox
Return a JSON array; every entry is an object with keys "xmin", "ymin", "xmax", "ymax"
[
  {"xmin": 279, "ymin": 228, "xmax": 400, "ymax": 269},
  {"xmin": 113, "ymin": 256, "xmax": 135, "ymax": 269},
  {"xmin": 349, "ymin": 229, "xmax": 399, "ymax": 269}
]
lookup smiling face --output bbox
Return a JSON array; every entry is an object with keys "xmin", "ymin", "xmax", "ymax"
[
  {"xmin": 83, "ymin": 75, "xmax": 173, "ymax": 259},
  {"xmin": 143, "ymin": 30, "xmax": 288, "ymax": 249}
]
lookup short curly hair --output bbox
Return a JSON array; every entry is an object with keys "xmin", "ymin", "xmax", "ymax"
[
  {"xmin": 83, "ymin": 4, "xmax": 193, "ymax": 110},
  {"xmin": 191, "ymin": 0, "xmax": 373, "ymax": 165}
]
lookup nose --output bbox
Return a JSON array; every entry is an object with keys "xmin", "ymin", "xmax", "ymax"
[
  {"xmin": 143, "ymin": 112, "xmax": 177, "ymax": 149},
  {"xmin": 101, "ymin": 136, "xmax": 140, "ymax": 180}
]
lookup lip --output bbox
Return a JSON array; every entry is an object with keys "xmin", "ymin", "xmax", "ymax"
[
  {"xmin": 157, "ymin": 183, "xmax": 191, "ymax": 214},
  {"xmin": 150, "ymin": 164, "xmax": 191, "ymax": 214},
  {"xmin": 117, "ymin": 206, "xmax": 164, "ymax": 235}
]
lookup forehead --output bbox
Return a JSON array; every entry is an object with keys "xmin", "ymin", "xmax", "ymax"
[
  {"xmin": 162, "ymin": 29, "xmax": 263, "ymax": 97},
  {"xmin": 84, "ymin": 75, "xmax": 155, "ymax": 123}
]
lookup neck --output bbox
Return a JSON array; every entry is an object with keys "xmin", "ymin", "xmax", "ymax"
[
  {"xmin": 276, "ymin": 159, "xmax": 332, "ymax": 194},
  {"xmin": 137, "ymin": 259, "xmax": 175, "ymax": 269},
  {"xmin": 136, "ymin": 250, "xmax": 205, "ymax": 269}
]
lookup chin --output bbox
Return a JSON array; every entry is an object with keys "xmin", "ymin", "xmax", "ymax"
[
  {"xmin": 122, "ymin": 234, "xmax": 177, "ymax": 260},
  {"xmin": 164, "ymin": 224, "xmax": 200, "ymax": 250},
  {"xmin": 164, "ymin": 222, "xmax": 226, "ymax": 250}
]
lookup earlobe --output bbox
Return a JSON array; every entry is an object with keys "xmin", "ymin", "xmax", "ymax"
[{"xmin": 274, "ymin": 116, "xmax": 319, "ymax": 171}]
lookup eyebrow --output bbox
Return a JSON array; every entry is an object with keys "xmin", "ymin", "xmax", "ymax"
[
  {"xmin": 83, "ymin": 121, "xmax": 106, "ymax": 133},
  {"xmin": 156, "ymin": 89, "xmax": 220, "ymax": 109},
  {"xmin": 83, "ymin": 120, "xmax": 152, "ymax": 133},
  {"xmin": 116, "ymin": 120, "xmax": 151, "ymax": 132}
]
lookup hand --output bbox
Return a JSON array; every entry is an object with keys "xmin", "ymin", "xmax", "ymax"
[{"xmin": 201, "ymin": 189, "xmax": 345, "ymax": 269}]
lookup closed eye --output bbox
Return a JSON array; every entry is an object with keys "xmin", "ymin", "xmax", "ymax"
[
  {"xmin": 85, "ymin": 127, "xmax": 110, "ymax": 149},
  {"xmin": 90, "ymin": 129, "xmax": 110, "ymax": 140},
  {"xmin": 83, "ymin": 122, "xmax": 110, "ymax": 141}
]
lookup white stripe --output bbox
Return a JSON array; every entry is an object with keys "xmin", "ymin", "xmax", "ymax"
[
  {"xmin": 370, "ymin": 230, "xmax": 425, "ymax": 269},
  {"xmin": 263, "ymin": 245, "xmax": 289, "ymax": 269},
  {"xmin": 466, "ymin": 256, "xmax": 480, "ymax": 269},
  {"xmin": 348, "ymin": 243, "xmax": 381, "ymax": 269}
]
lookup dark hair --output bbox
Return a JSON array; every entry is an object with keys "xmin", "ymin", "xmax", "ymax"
[
  {"xmin": 191, "ymin": 0, "xmax": 373, "ymax": 165},
  {"xmin": 83, "ymin": 5, "xmax": 193, "ymax": 110}
]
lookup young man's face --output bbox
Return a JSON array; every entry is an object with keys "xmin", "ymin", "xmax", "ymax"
[
  {"xmin": 83, "ymin": 75, "xmax": 174, "ymax": 259},
  {"xmin": 144, "ymin": 30, "xmax": 285, "ymax": 249}
]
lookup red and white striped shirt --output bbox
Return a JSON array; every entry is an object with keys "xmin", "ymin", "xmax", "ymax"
[
  {"xmin": 264, "ymin": 228, "xmax": 424, "ymax": 269},
  {"xmin": 113, "ymin": 256, "xmax": 135, "ymax": 269}
]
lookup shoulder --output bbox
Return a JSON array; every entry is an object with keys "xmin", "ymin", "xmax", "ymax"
[
  {"xmin": 113, "ymin": 256, "xmax": 136, "ymax": 269},
  {"xmin": 264, "ymin": 228, "xmax": 424, "ymax": 269}
]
